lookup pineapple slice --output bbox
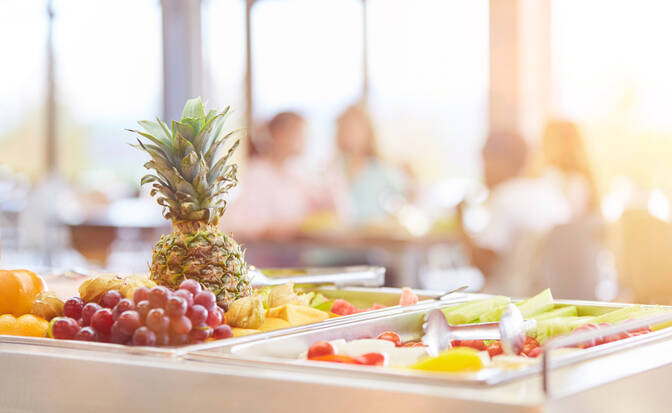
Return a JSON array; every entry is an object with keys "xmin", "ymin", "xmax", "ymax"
[{"xmin": 267, "ymin": 304, "xmax": 329, "ymax": 326}]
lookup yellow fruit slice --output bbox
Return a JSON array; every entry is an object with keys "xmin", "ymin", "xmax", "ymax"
[
  {"xmin": 410, "ymin": 347, "xmax": 484, "ymax": 372},
  {"xmin": 267, "ymin": 304, "xmax": 329, "ymax": 327},
  {"xmin": 15, "ymin": 314, "xmax": 49, "ymax": 337},
  {"xmin": 232, "ymin": 328, "xmax": 261, "ymax": 338},
  {"xmin": 0, "ymin": 314, "xmax": 18, "ymax": 335},
  {"xmin": 258, "ymin": 317, "xmax": 292, "ymax": 332}
]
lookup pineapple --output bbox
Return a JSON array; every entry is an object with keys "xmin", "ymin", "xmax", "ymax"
[{"xmin": 129, "ymin": 97, "xmax": 252, "ymax": 310}]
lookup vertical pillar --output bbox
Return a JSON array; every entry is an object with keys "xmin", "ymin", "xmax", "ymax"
[
  {"xmin": 161, "ymin": 0, "xmax": 203, "ymax": 121},
  {"xmin": 245, "ymin": 0, "xmax": 254, "ymax": 134},
  {"xmin": 489, "ymin": 0, "xmax": 551, "ymax": 141}
]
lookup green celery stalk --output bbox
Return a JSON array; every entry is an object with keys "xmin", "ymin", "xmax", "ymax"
[
  {"xmin": 516, "ymin": 288, "xmax": 554, "ymax": 318},
  {"xmin": 478, "ymin": 304, "xmax": 509, "ymax": 322},
  {"xmin": 442, "ymin": 296, "xmax": 511, "ymax": 325},
  {"xmin": 590, "ymin": 306, "xmax": 644, "ymax": 324},
  {"xmin": 532, "ymin": 306, "xmax": 578, "ymax": 321},
  {"xmin": 534, "ymin": 316, "xmax": 593, "ymax": 342}
]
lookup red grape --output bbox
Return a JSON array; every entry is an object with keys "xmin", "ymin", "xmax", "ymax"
[
  {"xmin": 91, "ymin": 308, "xmax": 114, "ymax": 334},
  {"xmin": 194, "ymin": 291, "xmax": 216, "ymax": 309},
  {"xmin": 170, "ymin": 334, "xmax": 188, "ymax": 346},
  {"xmin": 136, "ymin": 300, "xmax": 151, "ymax": 321},
  {"xmin": 188, "ymin": 326, "xmax": 212, "ymax": 344},
  {"xmin": 101, "ymin": 290, "xmax": 123, "ymax": 309},
  {"xmin": 213, "ymin": 325, "xmax": 233, "ymax": 340},
  {"xmin": 206, "ymin": 308, "xmax": 223, "ymax": 328},
  {"xmin": 146, "ymin": 308, "xmax": 170, "ymax": 333},
  {"xmin": 117, "ymin": 311, "xmax": 142, "ymax": 335},
  {"xmin": 148, "ymin": 286, "xmax": 170, "ymax": 308},
  {"xmin": 132, "ymin": 326, "xmax": 156, "ymax": 346},
  {"xmin": 113, "ymin": 299, "xmax": 136, "ymax": 320},
  {"xmin": 63, "ymin": 297, "xmax": 85, "ymax": 319},
  {"xmin": 155, "ymin": 333, "xmax": 170, "ymax": 346},
  {"xmin": 173, "ymin": 289, "xmax": 194, "ymax": 307},
  {"xmin": 81, "ymin": 302, "xmax": 102, "ymax": 326},
  {"xmin": 50, "ymin": 317, "xmax": 80, "ymax": 339},
  {"xmin": 188, "ymin": 305, "xmax": 208, "ymax": 326},
  {"xmin": 74, "ymin": 326, "xmax": 98, "ymax": 342},
  {"xmin": 133, "ymin": 286, "xmax": 150, "ymax": 303},
  {"xmin": 170, "ymin": 315, "xmax": 192, "ymax": 335},
  {"xmin": 165, "ymin": 296, "xmax": 188, "ymax": 318},
  {"xmin": 179, "ymin": 279, "xmax": 201, "ymax": 296},
  {"xmin": 110, "ymin": 322, "xmax": 131, "ymax": 344}
]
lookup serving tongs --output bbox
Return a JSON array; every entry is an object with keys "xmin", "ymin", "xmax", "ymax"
[{"xmin": 422, "ymin": 304, "xmax": 537, "ymax": 356}]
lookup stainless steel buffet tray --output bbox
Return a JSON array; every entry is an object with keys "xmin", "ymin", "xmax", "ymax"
[
  {"xmin": 186, "ymin": 297, "xmax": 672, "ymax": 387},
  {"xmin": 0, "ymin": 286, "xmax": 459, "ymax": 358}
]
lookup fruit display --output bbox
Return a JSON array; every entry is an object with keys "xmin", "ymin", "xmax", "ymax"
[
  {"xmin": 294, "ymin": 289, "xmax": 667, "ymax": 374},
  {"xmin": 130, "ymin": 98, "xmax": 252, "ymax": 310},
  {"xmin": 0, "ymin": 269, "xmax": 47, "ymax": 316},
  {"xmin": 0, "ymin": 314, "xmax": 49, "ymax": 337},
  {"xmin": 49, "ymin": 279, "xmax": 232, "ymax": 346}
]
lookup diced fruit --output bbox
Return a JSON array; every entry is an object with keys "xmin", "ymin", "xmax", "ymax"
[
  {"xmin": 307, "ymin": 341, "xmax": 336, "ymax": 359},
  {"xmin": 452, "ymin": 340, "xmax": 487, "ymax": 351},
  {"xmin": 232, "ymin": 328, "xmax": 261, "ymax": 337},
  {"xmin": 258, "ymin": 317, "xmax": 292, "ymax": 332},
  {"xmin": 399, "ymin": 287, "xmax": 419, "ymax": 306},
  {"xmin": 521, "ymin": 336, "xmax": 540, "ymax": 356},
  {"xmin": 267, "ymin": 304, "xmax": 329, "ymax": 326},
  {"xmin": 0, "ymin": 269, "xmax": 46, "ymax": 316},
  {"xmin": 377, "ymin": 331, "xmax": 402, "ymax": 347},
  {"xmin": 50, "ymin": 317, "xmax": 80, "ymax": 340},
  {"xmin": 486, "ymin": 341, "xmax": 504, "ymax": 357},
  {"xmin": 0, "ymin": 314, "xmax": 49, "ymax": 337},
  {"xmin": 330, "ymin": 299, "xmax": 358, "ymax": 316},
  {"xmin": 310, "ymin": 354, "xmax": 357, "ymax": 364},
  {"xmin": 355, "ymin": 352, "xmax": 387, "ymax": 366},
  {"xmin": 0, "ymin": 314, "xmax": 17, "ymax": 335},
  {"xmin": 226, "ymin": 296, "xmax": 266, "ymax": 329},
  {"xmin": 411, "ymin": 347, "xmax": 484, "ymax": 372},
  {"xmin": 101, "ymin": 290, "xmax": 123, "ymax": 309}
]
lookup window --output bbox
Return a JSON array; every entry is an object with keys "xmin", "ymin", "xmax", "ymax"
[
  {"xmin": 53, "ymin": 0, "xmax": 162, "ymax": 188},
  {"xmin": 0, "ymin": 1, "xmax": 48, "ymax": 179},
  {"xmin": 250, "ymin": 0, "xmax": 364, "ymax": 166},
  {"xmin": 367, "ymin": 0, "xmax": 489, "ymax": 183},
  {"xmin": 552, "ymin": 0, "xmax": 672, "ymax": 194}
]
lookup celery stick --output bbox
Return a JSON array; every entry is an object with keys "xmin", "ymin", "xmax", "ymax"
[
  {"xmin": 443, "ymin": 296, "xmax": 510, "ymax": 325},
  {"xmin": 532, "ymin": 306, "xmax": 577, "ymax": 321},
  {"xmin": 478, "ymin": 304, "xmax": 509, "ymax": 322},
  {"xmin": 516, "ymin": 288, "xmax": 554, "ymax": 318},
  {"xmin": 534, "ymin": 316, "xmax": 592, "ymax": 342},
  {"xmin": 590, "ymin": 306, "xmax": 643, "ymax": 324}
]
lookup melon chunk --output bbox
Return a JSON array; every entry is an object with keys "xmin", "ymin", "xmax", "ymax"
[
  {"xmin": 267, "ymin": 304, "xmax": 330, "ymax": 326},
  {"xmin": 232, "ymin": 328, "xmax": 261, "ymax": 337},
  {"xmin": 258, "ymin": 317, "xmax": 292, "ymax": 332}
]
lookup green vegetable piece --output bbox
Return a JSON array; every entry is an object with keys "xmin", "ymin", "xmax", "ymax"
[
  {"xmin": 532, "ymin": 306, "xmax": 578, "ymax": 321},
  {"xmin": 534, "ymin": 316, "xmax": 593, "ymax": 342},
  {"xmin": 516, "ymin": 288, "xmax": 554, "ymax": 318},
  {"xmin": 442, "ymin": 296, "xmax": 511, "ymax": 325},
  {"xmin": 310, "ymin": 293, "xmax": 329, "ymax": 308},
  {"xmin": 312, "ymin": 299, "xmax": 334, "ymax": 312}
]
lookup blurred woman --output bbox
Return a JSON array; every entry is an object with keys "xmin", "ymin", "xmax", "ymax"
[
  {"xmin": 223, "ymin": 112, "xmax": 337, "ymax": 239},
  {"xmin": 335, "ymin": 105, "xmax": 409, "ymax": 226}
]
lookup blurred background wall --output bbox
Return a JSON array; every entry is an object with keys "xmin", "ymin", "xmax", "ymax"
[{"xmin": 2, "ymin": 0, "xmax": 672, "ymax": 303}]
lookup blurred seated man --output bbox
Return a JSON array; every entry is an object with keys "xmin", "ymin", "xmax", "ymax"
[
  {"xmin": 222, "ymin": 112, "xmax": 339, "ymax": 239},
  {"xmin": 334, "ymin": 105, "xmax": 410, "ymax": 227},
  {"xmin": 460, "ymin": 131, "xmax": 573, "ymax": 295}
]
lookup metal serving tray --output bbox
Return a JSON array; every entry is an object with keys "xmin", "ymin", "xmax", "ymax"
[
  {"xmin": 186, "ymin": 297, "xmax": 672, "ymax": 387},
  {"xmin": 0, "ymin": 286, "xmax": 459, "ymax": 358}
]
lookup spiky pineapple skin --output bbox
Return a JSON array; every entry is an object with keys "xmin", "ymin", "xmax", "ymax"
[{"xmin": 150, "ymin": 223, "xmax": 251, "ymax": 310}]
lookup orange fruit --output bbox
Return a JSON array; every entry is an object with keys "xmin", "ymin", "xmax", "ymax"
[
  {"xmin": 15, "ymin": 314, "xmax": 49, "ymax": 337},
  {"xmin": 0, "ymin": 269, "xmax": 47, "ymax": 316},
  {"xmin": 0, "ymin": 314, "xmax": 17, "ymax": 335}
]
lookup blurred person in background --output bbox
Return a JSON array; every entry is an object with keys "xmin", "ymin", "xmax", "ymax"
[
  {"xmin": 459, "ymin": 131, "xmax": 575, "ymax": 296},
  {"xmin": 334, "ymin": 105, "xmax": 410, "ymax": 227},
  {"xmin": 222, "ymin": 112, "xmax": 339, "ymax": 240}
]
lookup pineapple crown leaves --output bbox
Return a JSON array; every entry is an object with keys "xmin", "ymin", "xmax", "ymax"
[{"xmin": 129, "ymin": 97, "xmax": 242, "ymax": 224}]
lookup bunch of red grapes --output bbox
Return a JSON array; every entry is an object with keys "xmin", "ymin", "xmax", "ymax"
[{"xmin": 50, "ymin": 279, "xmax": 233, "ymax": 346}]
